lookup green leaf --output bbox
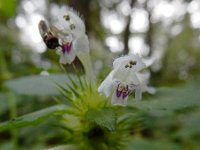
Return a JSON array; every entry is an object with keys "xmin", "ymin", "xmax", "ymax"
[
  {"xmin": 5, "ymin": 74, "xmax": 74, "ymax": 96},
  {"xmin": 125, "ymin": 137, "xmax": 182, "ymax": 150},
  {"xmin": 0, "ymin": 142, "xmax": 13, "ymax": 150},
  {"xmin": 0, "ymin": 93, "xmax": 8, "ymax": 115},
  {"xmin": 85, "ymin": 108, "xmax": 117, "ymax": 131},
  {"xmin": 0, "ymin": 0, "xmax": 16, "ymax": 18},
  {"xmin": 0, "ymin": 105, "xmax": 67, "ymax": 132},
  {"xmin": 131, "ymin": 83, "xmax": 200, "ymax": 116},
  {"xmin": 175, "ymin": 109, "xmax": 200, "ymax": 138},
  {"xmin": 47, "ymin": 145, "xmax": 77, "ymax": 150}
]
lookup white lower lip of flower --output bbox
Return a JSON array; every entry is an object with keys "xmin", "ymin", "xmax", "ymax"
[
  {"xmin": 115, "ymin": 83, "xmax": 130, "ymax": 99},
  {"xmin": 111, "ymin": 81, "xmax": 137, "ymax": 106},
  {"xmin": 61, "ymin": 42, "xmax": 73, "ymax": 54},
  {"xmin": 56, "ymin": 46, "xmax": 76, "ymax": 64}
]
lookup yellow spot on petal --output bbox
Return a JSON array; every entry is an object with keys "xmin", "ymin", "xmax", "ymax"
[{"xmin": 63, "ymin": 15, "xmax": 70, "ymax": 21}]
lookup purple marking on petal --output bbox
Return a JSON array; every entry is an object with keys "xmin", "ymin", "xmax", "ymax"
[
  {"xmin": 122, "ymin": 91, "xmax": 129, "ymax": 99},
  {"xmin": 62, "ymin": 42, "xmax": 72, "ymax": 54},
  {"xmin": 116, "ymin": 90, "xmax": 122, "ymax": 97},
  {"xmin": 116, "ymin": 84, "xmax": 122, "ymax": 97},
  {"xmin": 116, "ymin": 83, "xmax": 131, "ymax": 100}
]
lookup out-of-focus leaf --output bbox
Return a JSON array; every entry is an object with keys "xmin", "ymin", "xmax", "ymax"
[
  {"xmin": 125, "ymin": 137, "xmax": 182, "ymax": 150},
  {"xmin": 48, "ymin": 145, "xmax": 77, "ymax": 150},
  {"xmin": 6, "ymin": 74, "xmax": 74, "ymax": 96},
  {"xmin": 175, "ymin": 109, "xmax": 200, "ymax": 138},
  {"xmin": 0, "ymin": 0, "xmax": 16, "ymax": 18},
  {"xmin": 0, "ymin": 104, "xmax": 67, "ymax": 132},
  {"xmin": 0, "ymin": 142, "xmax": 13, "ymax": 150},
  {"xmin": 86, "ymin": 108, "xmax": 117, "ymax": 131},
  {"xmin": 131, "ymin": 82, "xmax": 200, "ymax": 116},
  {"xmin": 0, "ymin": 93, "xmax": 8, "ymax": 115}
]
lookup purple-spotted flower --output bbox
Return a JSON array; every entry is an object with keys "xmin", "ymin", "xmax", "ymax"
[
  {"xmin": 39, "ymin": 7, "xmax": 89, "ymax": 64},
  {"xmin": 98, "ymin": 54, "xmax": 153, "ymax": 106}
]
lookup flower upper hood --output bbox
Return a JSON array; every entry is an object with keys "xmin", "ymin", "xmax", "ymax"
[{"xmin": 52, "ymin": 7, "xmax": 86, "ymax": 38}]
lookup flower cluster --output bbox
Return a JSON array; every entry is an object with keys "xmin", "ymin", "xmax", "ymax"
[
  {"xmin": 38, "ymin": 7, "xmax": 155, "ymax": 106},
  {"xmin": 39, "ymin": 7, "xmax": 89, "ymax": 64}
]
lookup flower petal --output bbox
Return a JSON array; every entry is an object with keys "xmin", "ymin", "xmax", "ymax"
[
  {"xmin": 112, "ymin": 67, "xmax": 140, "ymax": 85},
  {"xmin": 52, "ymin": 7, "xmax": 71, "ymax": 31},
  {"xmin": 136, "ymin": 71, "xmax": 150, "ymax": 83},
  {"xmin": 52, "ymin": 6, "xmax": 85, "ymax": 38},
  {"xmin": 143, "ymin": 56, "xmax": 155, "ymax": 67},
  {"xmin": 113, "ymin": 54, "xmax": 146, "ymax": 72},
  {"xmin": 131, "ymin": 54, "xmax": 146, "ymax": 72},
  {"xmin": 59, "ymin": 54, "xmax": 67, "ymax": 64},
  {"xmin": 111, "ymin": 90, "xmax": 128, "ymax": 106},
  {"xmin": 126, "ymin": 70, "xmax": 140, "ymax": 84},
  {"xmin": 73, "ymin": 35, "xmax": 89, "ymax": 53},
  {"xmin": 64, "ymin": 51, "xmax": 76, "ymax": 64},
  {"xmin": 98, "ymin": 70, "xmax": 115, "ymax": 97},
  {"xmin": 57, "ymin": 48, "xmax": 76, "ymax": 64},
  {"xmin": 145, "ymin": 86, "xmax": 156, "ymax": 94},
  {"xmin": 66, "ymin": 8, "xmax": 85, "ymax": 35},
  {"xmin": 113, "ymin": 55, "xmax": 130, "ymax": 69}
]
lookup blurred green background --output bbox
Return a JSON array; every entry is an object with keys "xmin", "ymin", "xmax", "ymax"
[{"xmin": 1, "ymin": 0, "xmax": 200, "ymax": 149}]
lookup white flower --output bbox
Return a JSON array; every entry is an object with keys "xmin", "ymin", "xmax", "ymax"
[
  {"xmin": 39, "ymin": 6, "xmax": 89, "ymax": 64},
  {"xmin": 134, "ymin": 70, "xmax": 156, "ymax": 101},
  {"xmin": 98, "ymin": 54, "xmax": 153, "ymax": 106},
  {"xmin": 55, "ymin": 33, "xmax": 89, "ymax": 64}
]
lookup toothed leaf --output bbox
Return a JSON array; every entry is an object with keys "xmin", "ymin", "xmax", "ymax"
[
  {"xmin": 0, "ymin": 105, "xmax": 67, "ymax": 132},
  {"xmin": 86, "ymin": 108, "xmax": 117, "ymax": 131}
]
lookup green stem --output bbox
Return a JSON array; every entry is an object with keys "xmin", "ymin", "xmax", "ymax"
[
  {"xmin": 7, "ymin": 92, "xmax": 18, "ymax": 150},
  {"xmin": 0, "ymin": 50, "xmax": 12, "ymax": 86}
]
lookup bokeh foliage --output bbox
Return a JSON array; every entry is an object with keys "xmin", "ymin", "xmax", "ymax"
[{"xmin": 1, "ymin": 0, "xmax": 200, "ymax": 149}]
